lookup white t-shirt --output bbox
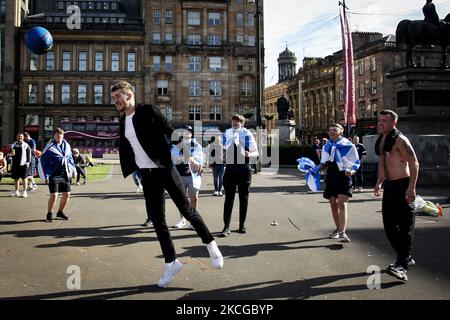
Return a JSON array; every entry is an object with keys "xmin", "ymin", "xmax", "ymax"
[{"xmin": 124, "ymin": 112, "xmax": 158, "ymax": 169}]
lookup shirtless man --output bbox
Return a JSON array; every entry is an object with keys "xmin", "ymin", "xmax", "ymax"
[{"xmin": 374, "ymin": 110, "xmax": 419, "ymax": 281}]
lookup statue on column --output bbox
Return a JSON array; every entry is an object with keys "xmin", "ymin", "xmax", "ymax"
[{"xmin": 276, "ymin": 93, "xmax": 294, "ymax": 120}]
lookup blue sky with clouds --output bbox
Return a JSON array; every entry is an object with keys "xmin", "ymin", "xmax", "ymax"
[{"xmin": 263, "ymin": 0, "xmax": 450, "ymax": 87}]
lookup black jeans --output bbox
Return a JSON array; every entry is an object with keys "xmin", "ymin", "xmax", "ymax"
[
  {"xmin": 382, "ymin": 177, "xmax": 416, "ymax": 269},
  {"xmin": 223, "ymin": 165, "xmax": 252, "ymax": 228},
  {"xmin": 352, "ymin": 168, "xmax": 363, "ymax": 189},
  {"xmin": 76, "ymin": 165, "xmax": 86, "ymax": 183},
  {"xmin": 140, "ymin": 167, "xmax": 214, "ymax": 263}
]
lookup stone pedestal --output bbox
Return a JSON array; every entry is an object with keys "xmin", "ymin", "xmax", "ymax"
[{"xmin": 276, "ymin": 120, "xmax": 297, "ymax": 145}]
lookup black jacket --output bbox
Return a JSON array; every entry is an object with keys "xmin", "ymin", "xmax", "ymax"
[{"xmin": 119, "ymin": 105, "xmax": 174, "ymax": 178}]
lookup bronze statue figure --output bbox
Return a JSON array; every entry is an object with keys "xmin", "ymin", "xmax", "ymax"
[
  {"xmin": 276, "ymin": 93, "xmax": 294, "ymax": 120},
  {"xmin": 396, "ymin": 7, "xmax": 450, "ymax": 68}
]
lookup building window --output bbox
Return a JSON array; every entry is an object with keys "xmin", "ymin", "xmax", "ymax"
[
  {"xmin": 247, "ymin": 13, "xmax": 255, "ymax": 27},
  {"xmin": 61, "ymin": 84, "xmax": 71, "ymax": 104},
  {"xmin": 370, "ymin": 56, "xmax": 376, "ymax": 72},
  {"xmin": 165, "ymin": 56, "xmax": 173, "ymax": 72},
  {"xmin": 241, "ymin": 80, "xmax": 252, "ymax": 96},
  {"xmin": 414, "ymin": 53, "xmax": 425, "ymax": 67},
  {"xmin": 236, "ymin": 34, "xmax": 244, "ymax": 44},
  {"xmin": 209, "ymin": 57, "xmax": 221, "ymax": 72},
  {"xmin": 394, "ymin": 54, "xmax": 402, "ymax": 69},
  {"xmin": 248, "ymin": 58, "xmax": 256, "ymax": 72},
  {"xmin": 339, "ymin": 66, "xmax": 343, "ymax": 80},
  {"xmin": 189, "ymin": 56, "xmax": 201, "ymax": 72},
  {"xmin": 189, "ymin": 105, "xmax": 201, "ymax": 121},
  {"xmin": 189, "ymin": 80, "xmax": 201, "ymax": 96},
  {"xmin": 94, "ymin": 84, "xmax": 103, "ymax": 104},
  {"xmin": 127, "ymin": 52, "xmax": 136, "ymax": 72},
  {"xmin": 165, "ymin": 32, "xmax": 173, "ymax": 44},
  {"xmin": 208, "ymin": 12, "xmax": 220, "ymax": 26},
  {"xmin": 358, "ymin": 102, "xmax": 365, "ymax": 118},
  {"xmin": 371, "ymin": 79, "xmax": 377, "ymax": 95},
  {"xmin": 165, "ymin": 10, "xmax": 173, "ymax": 24},
  {"xmin": 237, "ymin": 57, "xmax": 244, "ymax": 71},
  {"xmin": 188, "ymin": 34, "xmax": 201, "ymax": 45},
  {"xmin": 153, "ymin": 10, "xmax": 160, "ymax": 24},
  {"xmin": 78, "ymin": 84, "xmax": 87, "ymax": 104},
  {"xmin": 209, "ymin": 106, "xmax": 222, "ymax": 121},
  {"xmin": 247, "ymin": 35, "xmax": 255, "ymax": 46},
  {"xmin": 95, "ymin": 51, "xmax": 103, "ymax": 71},
  {"xmin": 78, "ymin": 51, "xmax": 87, "ymax": 71},
  {"xmin": 236, "ymin": 13, "xmax": 244, "ymax": 27},
  {"xmin": 163, "ymin": 105, "xmax": 172, "ymax": 121},
  {"xmin": 210, "ymin": 80, "xmax": 222, "ymax": 96},
  {"xmin": 157, "ymin": 80, "xmax": 168, "ymax": 95},
  {"xmin": 46, "ymin": 52, "xmax": 55, "ymax": 71},
  {"xmin": 329, "ymin": 89, "xmax": 334, "ymax": 103},
  {"xmin": 153, "ymin": 32, "xmax": 161, "ymax": 44},
  {"xmin": 208, "ymin": 35, "xmax": 221, "ymax": 46},
  {"xmin": 28, "ymin": 84, "xmax": 37, "ymax": 104},
  {"xmin": 359, "ymin": 81, "xmax": 365, "ymax": 97},
  {"xmin": 45, "ymin": 84, "xmax": 54, "ymax": 104},
  {"xmin": 153, "ymin": 56, "xmax": 160, "ymax": 72},
  {"xmin": 358, "ymin": 60, "xmax": 364, "ymax": 75},
  {"xmin": 62, "ymin": 51, "xmax": 71, "ymax": 71},
  {"xmin": 188, "ymin": 11, "xmax": 200, "ymax": 25},
  {"xmin": 339, "ymin": 87, "xmax": 344, "ymax": 101},
  {"xmin": 371, "ymin": 101, "xmax": 378, "ymax": 117},
  {"xmin": 111, "ymin": 52, "xmax": 120, "ymax": 72}
]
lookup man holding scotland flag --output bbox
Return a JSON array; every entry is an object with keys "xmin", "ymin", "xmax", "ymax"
[
  {"xmin": 38, "ymin": 128, "xmax": 77, "ymax": 223},
  {"xmin": 318, "ymin": 123, "xmax": 360, "ymax": 243}
]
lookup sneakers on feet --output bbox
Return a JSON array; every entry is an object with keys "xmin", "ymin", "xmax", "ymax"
[
  {"xmin": 76, "ymin": 182, "xmax": 80, "ymax": 186},
  {"xmin": 21, "ymin": 191, "xmax": 28, "ymax": 198},
  {"xmin": 157, "ymin": 259, "xmax": 183, "ymax": 288},
  {"xmin": 46, "ymin": 212, "xmax": 53, "ymax": 223},
  {"xmin": 389, "ymin": 257, "xmax": 416, "ymax": 269},
  {"xmin": 329, "ymin": 229, "xmax": 340, "ymax": 239},
  {"xmin": 10, "ymin": 190, "xmax": 20, "ymax": 197},
  {"xmin": 136, "ymin": 185, "xmax": 143, "ymax": 193},
  {"xmin": 213, "ymin": 191, "xmax": 219, "ymax": 196},
  {"xmin": 357, "ymin": 187, "xmax": 363, "ymax": 192},
  {"xmin": 337, "ymin": 232, "xmax": 350, "ymax": 243},
  {"xmin": 206, "ymin": 240, "xmax": 224, "ymax": 269},
  {"xmin": 238, "ymin": 225, "xmax": 247, "ymax": 234},
  {"xmin": 56, "ymin": 211, "xmax": 69, "ymax": 220},
  {"xmin": 174, "ymin": 218, "xmax": 187, "ymax": 229},
  {"xmin": 142, "ymin": 219, "xmax": 153, "ymax": 227},
  {"xmin": 387, "ymin": 265, "xmax": 408, "ymax": 281},
  {"xmin": 219, "ymin": 227, "xmax": 230, "ymax": 237},
  {"xmin": 218, "ymin": 191, "xmax": 223, "ymax": 196}
]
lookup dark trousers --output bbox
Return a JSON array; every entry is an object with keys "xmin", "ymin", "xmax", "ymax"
[
  {"xmin": 76, "ymin": 166, "xmax": 86, "ymax": 183},
  {"xmin": 212, "ymin": 165, "xmax": 225, "ymax": 192},
  {"xmin": 140, "ymin": 167, "xmax": 214, "ymax": 263},
  {"xmin": 223, "ymin": 165, "xmax": 252, "ymax": 228},
  {"xmin": 382, "ymin": 177, "xmax": 416, "ymax": 269},
  {"xmin": 352, "ymin": 168, "xmax": 363, "ymax": 189}
]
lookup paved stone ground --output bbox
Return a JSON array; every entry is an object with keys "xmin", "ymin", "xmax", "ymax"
[{"xmin": 0, "ymin": 165, "xmax": 449, "ymax": 300}]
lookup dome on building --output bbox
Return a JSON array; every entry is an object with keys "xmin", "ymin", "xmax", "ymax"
[
  {"xmin": 277, "ymin": 46, "xmax": 297, "ymax": 83},
  {"xmin": 279, "ymin": 47, "xmax": 295, "ymax": 58}
]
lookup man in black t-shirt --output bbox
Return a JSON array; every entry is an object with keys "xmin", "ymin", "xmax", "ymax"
[{"xmin": 352, "ymin": 136, "xmax": 367, "ymax": 191}]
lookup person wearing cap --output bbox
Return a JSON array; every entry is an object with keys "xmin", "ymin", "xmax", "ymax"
[
  {"xmin": 72, "ymin": 148, "xmax": 87, "ymax": 185},
  {"xmin": 111, "ymin": 81, "xmax": 223, "ymax": 288},
  {"xmin": 171, "ymin": 125, "xmax": 204, "ymax": 229},
  {"xmin": 220, "ymin": 114, "xmax": 259, "ymax": 237}
]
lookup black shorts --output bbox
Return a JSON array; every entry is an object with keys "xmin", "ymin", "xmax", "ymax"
[
  {"xmin": 49, "ymin": 177, "xmax": 71, "ymax": 193},
  {"xmin": 11, "ymin": 165, "xmax": 28, "ymax": 180},
  {"xmin": 323, "ymin": 176, "xmax": 352, "ymax": 199}
]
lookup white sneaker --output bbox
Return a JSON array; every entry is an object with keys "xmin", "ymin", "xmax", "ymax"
[
  {"xmin": 136, "ymin": 185, "xmax": 143, "ymax": 193},
  {"xmin": 218, "ymin": 191, "xmax": 223, "ymax": 196},
  {"xmin": 213, "ymin": 191, "xmax": 219, "ymax": 196},
  {"xmin": 157, "ymin": 259, "xmax": 183, "ymax": 288},
  {"xmin": 21, "ymin": 191, "xmax": 28, "ymax": 198},
  {"xmin": 10, "ymin": 190, "xmax": 20, "ymax": 197},
  {"xmin": 174, "ymin": 218, "xmax": 187, "ymax": 229},
  {"xmin": 206, "ymin": 240, "xmax": 224, "ymax": 269},
  {"xmin": 338, "ymin": 232, "xmax": 351, "ymax": 243},
  {"xmin": 357, "ymin": 187, "xmax": 363, "ymax": 192}
]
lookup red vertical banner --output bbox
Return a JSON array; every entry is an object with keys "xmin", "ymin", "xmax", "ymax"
[{"xmin": 339, "ymin": 6, "xmax": 356, "ymax": 126}]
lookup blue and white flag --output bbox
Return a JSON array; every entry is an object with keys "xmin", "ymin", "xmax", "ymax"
[
  {"xmin": 296, "ymin": 157, "xmax": 320, "ymax": 192},
  {"xmin": 321, "ymin": 137, "xmax": 360, "ymax": 172},
  {"xmin": 38, "ymin": 140, "xmax": 76, "ymax": 180}
]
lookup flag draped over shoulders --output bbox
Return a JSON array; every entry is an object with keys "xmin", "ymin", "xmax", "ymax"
[
  {"xmin": 38, "ymin": 140, "xmax": 76, "ymax": 180},
  {"xmin": 296, "ymin": 157, "xmax": 320, "ymax": 192},
  {"xmin": 320, "ymin": 137, "xmax": 360, "ymax": 172}
]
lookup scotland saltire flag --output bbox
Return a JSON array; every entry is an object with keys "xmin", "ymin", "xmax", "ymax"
[
  {"xmin": 321, "ymin": 137, "xmax": 360, "ymax": 172},
  {"xmin": 38, "ymin": 139, "xmax": 76, "ymax": 180},
  {"xmin": 296, "ymin": 157, "xmax": 320, "ymax": 192}
]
